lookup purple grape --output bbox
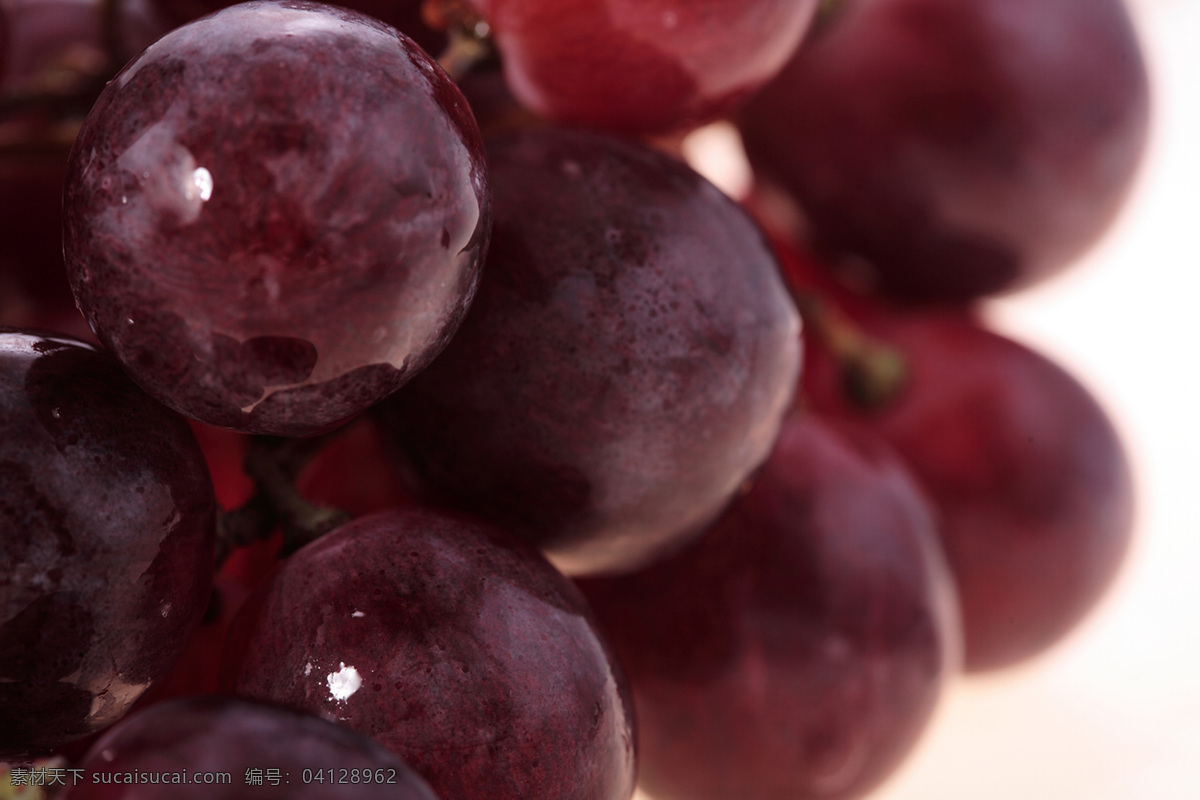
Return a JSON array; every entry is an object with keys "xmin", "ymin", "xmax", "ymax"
[
  {"xmin": 220, "ymin": 507, "xmax": 636, "ymax": 800},
  {"xmin": 802, "ymin": 310, "xmax": 1135, "ymax": 671},
  {"xmin": 62, "ymin": 1, "xmax": 490, "ymax": 436},
  {"xmin": 145, "ymin": 0, "xmax": 447, "ymax": 57},
  {"xmin": 577, "ymin": 414, "xmax": 960, "ymax": 800},
  {"xmin": 739, "ymin": 0, "xmax": 1150, "ymax": 303},
  {"xmin": 64, "ymin": 696, "xmax": 440, "ymax": 799},
  {"xmin": 465, "ymin": 0, "xmax": 820, "ymax": 133},
  {"xmin": 379, "ymin": 128, "xmax": 800, "ymax": 575},
  {"xmin": 0, "ymin": 330, "xmax": 216, "ymax": 759}
]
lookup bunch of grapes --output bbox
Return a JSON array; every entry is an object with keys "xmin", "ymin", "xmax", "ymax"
[{"xmin": 0, "ymin": 0, "xmax": 1148, "ymax": 798}]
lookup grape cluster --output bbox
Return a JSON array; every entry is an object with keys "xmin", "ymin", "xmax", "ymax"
[{"xmin": 0, "ymin": 0, "xmax": 1147, "ymax": 798}]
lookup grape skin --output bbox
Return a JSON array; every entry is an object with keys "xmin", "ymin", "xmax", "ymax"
[
  {"xmin": 802, "ymin": 310, "xmax": 1135, "ymax": 671},
  {"xmin": 578, "ymin": 414, "xmax": 960, "ymax": 800},
  {"xmin": 0, "ymin": 330, "xmax": 216, "ymax": 758},
  {"xmin": 62, "ymin": 1, "xmax": 491, "ymax": 435},
  {"xmin": 221, "ymin": 507, "xmax": 636, "ymax": 800},
  {"xmin": 64, "ymin": 696, "xmax": 441, "ymax": 799},
  {"xmin": 739, "ymin": 0, "xmax": 1150, "ymax": 302},
  {"xmin": 380, "ymin": 128, "xmax": 801, "ymax": 576},
  {"xmin": 468, "ymin": 0, "xmax": 820, "ymax": 133},
  {"xmin": 145, "ymin": 0, "xmax": 446, "ymax": 57}
]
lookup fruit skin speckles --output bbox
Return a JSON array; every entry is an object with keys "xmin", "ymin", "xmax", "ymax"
[
  {"xmin": 0, "ymin": 330, "xmax": 216, "ymax": 759},
  {"xmin": 63, "ymin": 1, "xmax": 491, "ymax": 436},
  {"xmin": 221, "ymin": 507, "xmax": 637, "ymax": 800},
  {"xmin": 381, "ymin": 128, "xmax": 800, "ymax": 576}
]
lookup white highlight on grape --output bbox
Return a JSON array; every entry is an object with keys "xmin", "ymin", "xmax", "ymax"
[
  {"xmin": 351, "ymin": 610, "xmax": 365, "ymax": 618},
  {"xmin": 192, "ymin": 167, "xmax": 213, "ymax": 202},
  {"xmin": 117, "ymin": 122, "xmax": 209, "ymax": 225},
  {"xmin": 327, "ymin": 663, "xmax": 362, "ymax": 702},
  {"xmin": 304, "ymin": 662, "xmax": 313, "ymax": 676}
]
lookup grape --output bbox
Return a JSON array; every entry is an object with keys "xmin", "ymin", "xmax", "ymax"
[
  {"xmin": 379, "ymin": 128, "xmax": 800, "ymax": 576},
  {"xmin": 146, "ymin": 0, "xmax": 446, "ymax": 57},
  {"xmin": 64, "ymin": 696, "xmax": 441, "ymax": 799},
  {"xmin": 62, "ymin": 0, "xmax": 491, "ymax": 436},
  {"xmin": 577, "ymin": 413, "xmax": 959, "ymax": 800},
  {"xmin": 739, "ymin": 0, "xmax": 1150, "ymax": 303},
  {"xmin": 466, "ymin": 0, "xmax": 820, "ymax": 133},
  {"xmin": 0, "ymin": 330, "xmax": 216, "ymax": 758},
  {"xmin": 801, "ymin": 309, "xmax": 1135, "ymax": 671},
  {"xmin": 220, "ymin": 507, "xmax": 636, "ymax": 800}
]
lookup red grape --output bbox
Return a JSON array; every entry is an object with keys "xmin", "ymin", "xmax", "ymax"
[
  {"xmin": 0, "ymin": 330, "xmax": 216, "ymax": 758},
  {"xmin": 467, "ymin": 0, "xmax": 820, "ymax": 133},
  {"xmin": 380, "ymin": 128, "xmax": 800, "ymax": 575},
  {"xmin": 739, "ymin": 0, "xmax": 1150, "ymax": 303},
  {"xmin": 146, "ymin": 0, "xmax": 446, "ymax": 56},
  {"xmin": 65, "ymin": 696, "xmax": 440, "ymax": 799},
  {"xmin": 221, "ymin": 507, "xmax": 636, "ymax": 800},
  {"xmin": 802, "ymin": 309, "xmax": 1135, "ymax": 671},
  {"xmin": 578, "ymin": 413, "xmax": 959, "ymax": 799},
  {"xmin": 62, "ymin": 1, "xmax": 491, "ymax": 435}
]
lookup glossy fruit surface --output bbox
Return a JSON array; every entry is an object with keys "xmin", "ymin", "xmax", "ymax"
[
  {"xmin": 0, "ymin": 330, "xmax": 215, "ymax": 758},
  {"xmin": 147, "ymin": 0, "xmax": 446, "ymax": 56},
  {"xmin": 381, "ymin": 128, "xmax": 800, "ymax": 575},
  {"xmin": 63, "ymin": 0, "xmax": 490, "ymax": 435},
  {"xmin": 65, "ymin": 696, "xmax": 441, "ymax": 799},
  {"xmin": 802, "ymin": 310, "xmax": 1135, "ymax": 670},
  {"xmin": 579, "ymin": 414, "xmax": 959, "ymax": 799},
  {"xmin": 221, "ymin": 507, "xmax": 636, "ymax": 800},
  {"xmin": 468, "ymin": 0, "xmax": 819, "ymax": 133},
  {"xmin": 740, "ymin": 0, "xmax": 1150, "ymax": 303}
]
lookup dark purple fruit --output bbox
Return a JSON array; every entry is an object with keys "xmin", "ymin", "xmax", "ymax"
[
  {"xmin": 0, "ymin": 330, "xmax": 215, "ymax": 759},
  {"xmin": 802, "ymin": 310, "xmax": 1135, "ymax": 671},
  {"xmin": 63, "ymin": 1, "xmax": 490, "ymax": 435},
  {"xmin": 221, "ymin": 507, "xmax": 636, "ymax": 800},
  {"xmin": 381, "ymin": 128, "xmax": 800, "ymax": 575},
  {"xmin": 578, "ymin": 414, "xmax": 959, "ymax": 799},
  {"xmin": 739, "ymin": 0, "xmax": 1150, "ymax": 303},
  {"xmin": 64, "ymin": 696, "xmax": 441, "ymax": 799}
]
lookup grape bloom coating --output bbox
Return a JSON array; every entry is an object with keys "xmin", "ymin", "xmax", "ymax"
[
  {"xmin": 221, "ymin": 507, "xmax": 637, "ymax": 800},
  {"xmin": 62, "ymin": 0, "xmax": 490, "ymax": 435},
  {"xmin": 382, "ymin": 129, "xmax": 802, "ymax": 575},
  {"xmin": 0, "ymin": 330, "xmax": 216, "ymax": 758}
]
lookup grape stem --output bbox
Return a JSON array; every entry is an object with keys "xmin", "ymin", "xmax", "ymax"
[
  {"xmin": 788, "ymin": 289, "xmax": 909, "ymax": 410},
  {"xmin": 423, "ymin": 0, "xmax": 496, "ymax": 81},
  {"xmin": 215, "ymin": 434, "xmax": 351, "ymax": 566}
]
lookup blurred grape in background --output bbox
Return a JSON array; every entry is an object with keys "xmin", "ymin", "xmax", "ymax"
[{"xmin": 670, "ymin": 0, "xmax": 1199, "ymax": 797}]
